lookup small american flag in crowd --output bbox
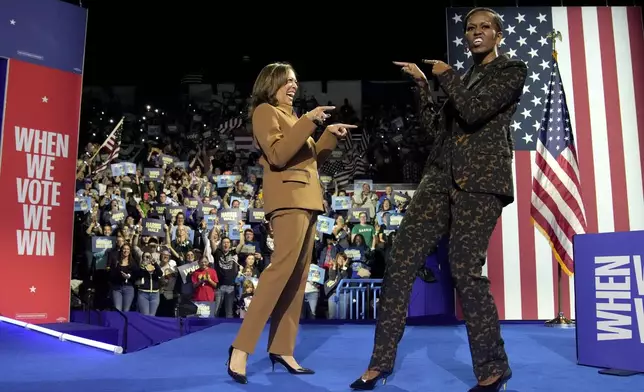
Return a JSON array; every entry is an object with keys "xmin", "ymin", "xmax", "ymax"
[
  {"xmin": 447, "ymin": 6, "xmax": 644, "ymax": 321},
  {"xmin": 94, "ymin": 118, "xmax": 123, "ymax": 172},
  {"xmin": 530, "ymin": 52, "xmax": 587, "ymax": 276},
  {"xmin": 320, "ymin": 129, "xmax": 370, "ymax": 186}
]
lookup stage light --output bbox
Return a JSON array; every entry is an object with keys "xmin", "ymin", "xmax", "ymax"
[
  {"xmin": 154, "ymin": 109, "xmax": 158, "ymax": 113},
  {"xmin": 142, "ymin": 116, "xmax": 146, "ymax": 120},
  {"xmin": 109, "ymin": 119, "xmax": 114, "ymax": 123},
  {"xmin": 0, "ymin": 316, "xmax": 123, "ymax": 354},
  {"xmin": 146, "ymin": 105, "xmax": 151, "ymax": 110}
]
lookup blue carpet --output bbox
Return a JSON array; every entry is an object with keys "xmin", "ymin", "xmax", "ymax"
[{"xmin": 0, "ymin": 321, "xmax": 642, "ymax": 391}]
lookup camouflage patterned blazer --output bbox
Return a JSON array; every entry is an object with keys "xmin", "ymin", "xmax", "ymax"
[{"xmin": 416, "ymin": 54, "xmax": 528, "ymax": 205}]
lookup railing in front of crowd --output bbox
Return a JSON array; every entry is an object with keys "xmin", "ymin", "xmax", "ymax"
[{"xmin": 334, "ymin": 279, "xmax": 383, "ymax": 320}]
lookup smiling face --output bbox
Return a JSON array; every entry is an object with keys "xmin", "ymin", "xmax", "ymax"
[
  {"xmin": 465, "ymin": 9, "xmax": 502, "ymax": 60},
  {"xmin": 250, "ymin": 62, "xmax": 298, "ymax": 113},
  {"xmin": 275, "ymin": 68, "xmax": 298, "ymax": 106}
]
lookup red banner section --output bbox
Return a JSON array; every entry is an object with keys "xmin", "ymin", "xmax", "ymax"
[{"xmin": 0, "ymin": 59, "xmax": 81, "ymax": 323}]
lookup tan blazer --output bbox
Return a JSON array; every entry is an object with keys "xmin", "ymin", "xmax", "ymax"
[{"xmin": 252, "ymin": 102, "xmax": 338, "ymax": 215}]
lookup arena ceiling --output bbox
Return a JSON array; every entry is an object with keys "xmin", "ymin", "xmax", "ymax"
[{"xmin": 66, "ymin": 0, "xmax": 642, "ymax": 86}]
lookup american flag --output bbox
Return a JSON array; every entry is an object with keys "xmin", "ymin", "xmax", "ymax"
[
  {"xmin": 530, "ymin": 51, "xmax": 587, "ymax": 277},
  {"xmin": 447, "ymin": 6, "xmax": 644, "ymax": 320},
  {"xmin": 94, "ymin": 118, "xmax": 123, "ymax": 173},
  {"xmin": 325, "ymin": 129, "xmax": 369, "ymax": 187}
]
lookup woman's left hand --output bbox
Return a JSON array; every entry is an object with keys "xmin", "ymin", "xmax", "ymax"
[{"xmin": 325, "ymin": 123, "xmax": 357, "ymax": 138}]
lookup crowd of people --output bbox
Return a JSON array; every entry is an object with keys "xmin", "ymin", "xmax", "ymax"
[{"xmin": 73, "ymin": 93, "xmax": 418, "ymax": 320}]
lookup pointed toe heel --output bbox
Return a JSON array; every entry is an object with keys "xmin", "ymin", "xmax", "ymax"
[
  {"xmin": 468, "ymin": 368, "xmax": 512, "ymax": 391},
  {"xmin": 226, "ymin": 346, "xmax": 248, "ymax": 384},
  {"xmin": 349, "ymin": 371, "xmax": 391, "ymax": 390},
  {"xmin": 268, "ymin": 353, "xmax": 315, "ymax": 374}
]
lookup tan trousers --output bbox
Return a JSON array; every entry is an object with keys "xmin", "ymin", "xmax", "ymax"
[{"xmin": 232, "ymin": 208, "xmax": 316, "ymax": 355}]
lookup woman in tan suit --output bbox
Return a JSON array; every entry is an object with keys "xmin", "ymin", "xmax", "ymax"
[{"xmin": 226, "ymin": 62, "xmax": 356, "ymax": 384}]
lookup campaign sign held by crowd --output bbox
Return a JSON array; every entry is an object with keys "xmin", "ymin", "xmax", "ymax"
[
  {"xmin": 574, "ymin": 231, "xmax": 644, "ymax": 373},
  {"xmin": 0, "ymin": 0, "xmax": 86, "ymax": 323}
]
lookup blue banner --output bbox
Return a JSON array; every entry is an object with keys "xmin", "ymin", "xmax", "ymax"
[{"xmin": 0, "ymin": 0, "xmax": 87, "ymax": 73}]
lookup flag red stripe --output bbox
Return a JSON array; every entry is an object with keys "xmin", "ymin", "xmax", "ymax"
[
  {"xmin": 531, "ymin": 209, "xmax": 570, "ymax": 265},
  {"xmin": 531, "ymin": 179, "xmax": 577, "ymax": 245},
  {"xmin": 487, "ymin": 218, "xmax": 505, "ymax": 320},
  {"xmin": 598, "ymin": 7, "xmax": 630, "ymax": 232},
  {"xmin": 539, "ymin": 149, "xmax": 582, "ymax": 196},
  {"xmin": 627, "ymin": 7, "xmax": 644, "ymax": 201},
  {"xmin": 535, "ymin": 152, "xmax": 586, "ymax": 230},
  {"xmin": 516, "ymin": 152, "xmax": 537, "ymax": 319},
  {"xmin": 567, "ymin": 7, "xmax": 599, "ymax": 234}
]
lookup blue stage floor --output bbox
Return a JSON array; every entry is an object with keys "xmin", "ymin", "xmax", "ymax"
[{"xmin": 0, "ymin": 321, "xmax": 642, "ymax": 391}]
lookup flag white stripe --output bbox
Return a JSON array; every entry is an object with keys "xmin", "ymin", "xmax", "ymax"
[
  {"xmin": 531, "ymin": 192, "xmax": 574, "ymax": 256},
  {"xmin": 551, "ymin": 6, "xmax": 577, "ymax": 320},
  {"xmin": 532, "ymin": 150, "xmax": 556, "ymax": 320},
  {"xmin": 502, "ymin": 151, "xmax": 522, "ymax": 319},
  {"xmin": 613, "ymin": 7, "xmax": 644, "ymax": 231},
  {"xmin": 534, "ymin": 150, "xmax": 586, "ymax": 235},
  {"xmin": 582, "ymin": 7, "xmax": 615, "ymax": 233}
]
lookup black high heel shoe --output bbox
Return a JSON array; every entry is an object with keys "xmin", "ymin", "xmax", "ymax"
[
  {"xmin": 468, "ymin": 368, "xmax": 512, "ymax": 391},
  {"xmin": 349, "ymin": 370, "xmax": 391, "ymax": 390},
  {"xmin": 225, "ymin": 346, "xmax": 248, "ymax": 384},
  {"xmin": 268, "ymin": 353, "xmax": 315, "ymax": 374}
]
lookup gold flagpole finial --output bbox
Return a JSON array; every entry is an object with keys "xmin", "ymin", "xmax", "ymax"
[{"xmin": 546, "ymin": 30, "xmax": 562, "ymax": 60}]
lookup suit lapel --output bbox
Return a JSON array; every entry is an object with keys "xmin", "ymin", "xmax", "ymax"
[
  {"xmin": 463, "ymin": 54, "xmax": 508, "ymax": 90},
  {"xmin": 466, "ymin": 69, "xmax": 486, "ymax": 90}
]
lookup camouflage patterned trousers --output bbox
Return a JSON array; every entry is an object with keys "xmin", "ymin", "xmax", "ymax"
[{"xmin": 368, "ymin": 177, "xmax": 508, "ymax": 381}]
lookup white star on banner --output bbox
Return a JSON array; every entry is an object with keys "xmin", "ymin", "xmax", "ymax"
[
  {"xmin": 42, "ymin": 96, "xmax": 48, "ymax": 103},
  {"xmin": 454, "ymin": 60, "xmax": 464, "ymax": 70},
  {"xmin": 521, "ymin": 108, "xmax": 532, "ymax": 118},
  {"xmin": 537, "ymin": 13, "xmax": 547, "ymax": 23},
  {"xmin": 452, "ymin": 13, "xmax": 462, "ymax": 23},
  {"xmin": 529, "ymin": 71, "xmax": 540, "ymax": 82},
  {"xmin": 10, "ymin": 19, "xmax": 16, "ymax": 25},
  {"xmin": 522, "ymin": 133, "xmax": 534, "ymax": 144},
  {"xmin": 29, "ymin": 286, "xmax": 36, "ymax": 293}
]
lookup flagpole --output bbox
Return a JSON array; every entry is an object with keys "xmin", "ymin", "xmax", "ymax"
[{"xmin": 543, "ymin": 29, "xmax": 574, "ymax": 329}]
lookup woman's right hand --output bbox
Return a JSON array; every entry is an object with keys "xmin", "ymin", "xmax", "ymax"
[
  {"xmin": 393, "ymin": 61, "xmax": 428, "ymax": 83},
  {"xmin": 304, "ymin": 106, "xmax": 335, "ymax": 123}
]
